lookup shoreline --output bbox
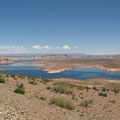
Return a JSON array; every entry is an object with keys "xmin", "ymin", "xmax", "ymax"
[
  {"xmin": 15, "ymin": 60, "xmax": 120, "ymax": 73},
  {"xmin": 42, "ymin": 65, "xmax": 120, "ymax": 73}
]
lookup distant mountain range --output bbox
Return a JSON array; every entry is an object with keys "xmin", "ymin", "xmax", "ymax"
[
  {"xmin": 67, "ymin": 53, "xmax": 120, "ymax": 58},
  {"xmin": 0, "ymin": 53, "xmax": 120, "ymax": 59}
]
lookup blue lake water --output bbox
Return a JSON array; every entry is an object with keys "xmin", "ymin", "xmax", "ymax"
[{"xmin": 0, "ymin": 60, "xmax": 120, "ymax": 80}]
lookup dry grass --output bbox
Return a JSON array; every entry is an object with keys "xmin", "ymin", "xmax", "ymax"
[{"xmin": 50, "ymin": 97, "xmax": 75, "ymax": 110}]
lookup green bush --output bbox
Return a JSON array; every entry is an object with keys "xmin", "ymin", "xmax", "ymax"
[
  {"xmin": 98, "ymin": 92, "xmax": 107, "ymax": 97},
  {"xmin": 53, "ymin": 84, "xmax": 74, "ymax": 95},
  {"xmin": 14, "ymin": 84, "xmax": 25, "ymax": 94},
  {"xmin": 50, "ymin": 97, "xmax": 75, "ymax": 110},
  {"xmin": 0, "ymin": 77, "xmax": 5, "ymax": 83},
  {"xmin": 14, "ymin": 88, "xmax": 25, "ymax": 94}
]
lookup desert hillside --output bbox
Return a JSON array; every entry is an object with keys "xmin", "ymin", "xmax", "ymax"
[{"xmin": 0, "ymin": 73, "xmax": 120, "ymax": 120}]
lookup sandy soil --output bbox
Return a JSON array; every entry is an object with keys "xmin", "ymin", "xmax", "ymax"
[{"xmin": 0, "ymin": 73, "xmax": 120, "ymax": 120}]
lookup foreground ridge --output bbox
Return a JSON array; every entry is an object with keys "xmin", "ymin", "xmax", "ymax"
[{"xmin": 0, "ymin": 73, "xmax": 120, "ymax": 119}]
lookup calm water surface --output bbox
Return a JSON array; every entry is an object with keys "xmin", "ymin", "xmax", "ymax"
[{"xmin": 0, "ymin": 60, "xmax": 120, "ymax": 80}]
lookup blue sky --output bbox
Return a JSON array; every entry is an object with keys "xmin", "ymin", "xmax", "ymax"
[{"xmin": 0, "ymin": 0, "xmax": 120, "ymax": 54}]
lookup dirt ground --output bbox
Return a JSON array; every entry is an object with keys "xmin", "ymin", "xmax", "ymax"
[{"xmin": 0, "ymin": 73, "xmax": 120, "ymax": 120}]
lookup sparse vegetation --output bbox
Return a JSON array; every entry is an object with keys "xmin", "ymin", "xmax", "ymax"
[
  {"xmin": 14, "ymin": 84, "xmax": 25, "ymax": 94},
  {"xmin": 112, "ymin": 88, "xmax": 120, "ymax": 95},
  {"xmin": 50, "ymin": 97, "xmax": 75, "ymax": 110},
  {"xmin": 47, "ymin": 86, "xmax": 51, "ymax": 90},
  {"xmin": 101, "ymin": 87, "xmax": 106, "ymax": 92},
  {"xmin": 11, "ymin": 74, "xmax": 16, "ymax": 79},
  {"xmin": 28, "ymin": 79, "xmax": 37, "ymax": 85},
  {"xmin": 41, "ymin": 78, "xmax": 52, "ymax": 83},
  {"xmin": 40, "ymin": 97, "xmax": 46, "ymax": 100},
  {"xmin": 18, "ymin": 75, "xmax": 25, "ymax": 79},
  {"xmin": 79, "ymin": 92, "xmax": 83, "ymax": 95},
  {"xmin": 77, "ymin": 85, "xmax": 85, "ymax": 90},
  {"xmin": 0, "ymin": 77, "xmax": 5, "ymax": 83},
  {"xmin": 92, "ymin": 86, "xmax": 99, "ymax": 91},
  {"xmin": 79, "ymin": 114, "xmax": 84, "ymax": 117},
  {"xmin": 98, "ymin": 92, "xmax": 107, "ymax": 97},
  {"xmin": 109, "ymin": 100, "xmax": 116, "ymax": 104},
  {"xmin": 53, "ymin": 84, "xmax": 74, "ymax": 95},
  {"xmin": 80, "ymin": 99, "xmax": 93, "ymax": 107},
  {"xmin": 85, "ymin": 86, "xmax": 91, "ymax": 92}
]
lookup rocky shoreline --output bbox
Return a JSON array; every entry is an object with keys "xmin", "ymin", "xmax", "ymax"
[
  {"xmin": 17, "ymin": 59, "xmax": 120, "ymax": 73},
  {"xmin": 42, "ymin": 66, "xmax": 120, "ymax": 73}
]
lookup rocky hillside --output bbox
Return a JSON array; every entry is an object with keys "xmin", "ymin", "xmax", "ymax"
[{"xmin": 0, "ymin": 73, "xmax": 120, "ymax": 120}]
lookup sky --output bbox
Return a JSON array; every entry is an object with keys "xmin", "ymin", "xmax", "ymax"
[{"xmin": 0, "ymin": 0, "xmax": 120, "ymax": 54}]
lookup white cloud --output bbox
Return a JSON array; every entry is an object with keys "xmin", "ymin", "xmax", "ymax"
[
  {"xmin": 32, "ymin": 45, "xmax": 53, "ymax": 50},
  {"xmin": 56, "ymin": 45, "xmax": 71, "ymax": 50},
  {"xmin": 62, "ymin": 45, "xmax": 71, "ymax": 49},
  {"xmin": 0, "ymin": 46, "xmax": 29, "ymax": 54},
  {"xmin": 0, "ymin": 46, "xmax": 27, "ymax": 50},
  {"xmin": 43, "ymin": 45, "xmax": 52, "ymax": 50},
  {"xmin": 74, "ymin": 46, "xmax": 78, "ymax": 49},
  {"xmin": 32, "ymin": 45, "xmax": 41, "ymax": 50}
]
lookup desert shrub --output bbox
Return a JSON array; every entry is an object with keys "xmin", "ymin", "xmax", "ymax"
[
  {"xmin": 28, "ymin": 79, "xmax": 37, "ymax": 85},
  {"xmin": 53, "ymin": 82, "xmax": 65, "ymax": 86},
  {"xmin": 53, "ymin": 84, "xmax": 74, "ymax": 95},
  {"xmin": 0, "ymin": 77, "xmax": 5, "ymax": 83},
  {"xmin": 14, "ymin": 88, "xmax": 25, "ymax": 94},
  {"xmin": 40, "ymin": 97, "xmax": 46, "ymax": 100},
  {"xmin": 92, "ymin": 86, "xmax": 99, "ymax": 91},
  {"xmin": 11, "ymin": 74, "xmax": 16, "ymax": 79},
  {"xmin": 14, "ymin": 84, "xmax": 25, "ymax": 94},
  {"xmin": 112, "ymin": 88, "xmax": 120, "ymax": 95},
  {"xmin": 109, "ymin": 100, "xmax": 116, "ymax": 104},
  {"xmin": 41, "ymin": 78, "xmax": 52, "ymax": 83},
  {"xmin": 77, "ymin": 86, "xmax": 85, "ymax": 90},
  {"xmin": 53, "ymin": 82, "xmax": 78, "ymax": 88},
  {"xmin": 80, "ymin": 99, "xmax": 93, "ymax": 107},
  {"xmin": 81, "ymin": 97, "xmax": 84, "ymax": 99},
  {"xmin": 85, "ymin": 86, "xmax": 91, "ymax": 92},
  {"xmin": 6, "ymin": 74, "xmax": 9, "ymax": 77},
  {"xmin": 47, "ymin": 86, "xmax": 51, "ymax": 90},
  {"xmin": 79, "ymin": 114, "xmax": 84, "ymax": 117},
  {"xmin": 18, "ymin": 75, "xmax": 25, "ymax": 79},
  {"xmin": 79, "ymin": 92, "xmax": 83, "ymax": 96},
  {"xmin": 101, "ymin": 87, "xmax": 106, "ymax": 92},
  {"xmin": 50, "ymin": 97, "xmax": 75, "ymax": 110},
  {"xmin": 98, "ymin": 92, "xmax": 107, "ymax": 97}
]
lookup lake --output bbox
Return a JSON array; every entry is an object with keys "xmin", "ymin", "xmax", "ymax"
[{"xmin": 0, "ymin": 60, "xmax": 120, "ymax": 80}]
